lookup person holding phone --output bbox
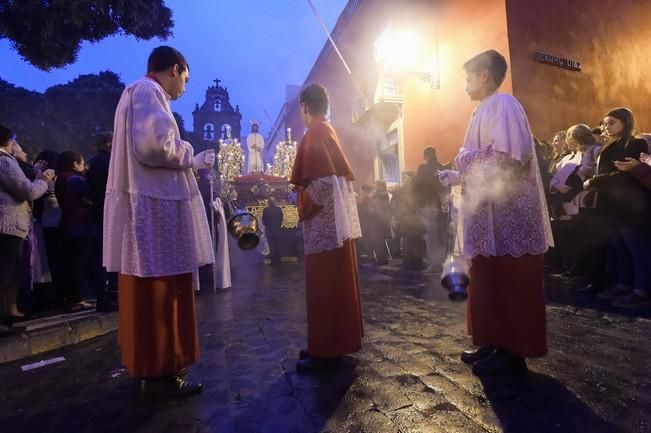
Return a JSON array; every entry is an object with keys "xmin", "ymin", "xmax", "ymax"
[{"xmin": 584, "ymin": 108, "xmax": 651, "ymax": 309}]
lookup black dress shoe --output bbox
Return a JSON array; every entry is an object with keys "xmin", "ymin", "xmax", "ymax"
[
  {"xmin": 472, "ymin": 348, "xmax": 527, "ymax": 376},
  {"xmin": 296, "ymin": 356, "xmax": 341, "ymax": 373},
  {"xmin": 460, "ymin": 346, "xmax": 494, "ymax": 364},
  {"xmin": 140, "ymin": 376, "xmax": 203, "ymax": 398}
]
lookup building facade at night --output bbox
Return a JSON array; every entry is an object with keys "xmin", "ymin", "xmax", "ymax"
[
  {"xmin": 266, "ymin": 84, "xmax": 301, "ymax": 165},
  {"xmin": 192, "ymin": 78, "xmax": 242, "ymax": 150},
  {"xmin": 277, "ymin": 0, "xmax": 651, "ymax": 185}
]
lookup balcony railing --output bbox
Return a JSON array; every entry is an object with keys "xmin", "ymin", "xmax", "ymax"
[{"xmin": 352, "ymin": 73, "xmax": 405, "ymax": 123}]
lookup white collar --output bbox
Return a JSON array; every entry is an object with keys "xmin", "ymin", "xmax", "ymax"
[{"xmin": 0, "ymin": 148, "xmax": 14, "ymax": 158}]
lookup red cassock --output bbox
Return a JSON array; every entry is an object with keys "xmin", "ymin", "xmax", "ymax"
[
  {"xmin": 290, "ymin": 116, "xmax": 363, "ymax": 358},
  {"xmin": 467, "ymin": 255, "xmax": 547, "ymax": 358},
  {"xmin": 118, "ymin": 273, "xmax": 200, "ymax": 378}
]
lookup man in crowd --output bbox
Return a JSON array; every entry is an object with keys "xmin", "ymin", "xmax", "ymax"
[
  {"xmin": 290, "ymin": 83, "xmax": 363, "ymax": 372},
  {"xmin": 87, "ymin": 132, "xmax": 118, "ymax": 312},
  {"xmin": 413, "ymin": 146, "xmax": 445, "ymax": 273},
  {"xmin": 439, "ymin": 50, "xmax": 553, "ymax": 375},
  {"xmin": 103, "ymin": 46, "xmax": 216, "ymax": 397}
]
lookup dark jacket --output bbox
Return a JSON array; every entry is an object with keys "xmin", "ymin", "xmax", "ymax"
[
  {"xmin": 86, "ymin": 150, "xmax": 110, "ymax": 224},
  {"xmin": 55, "ymin": 171, "xmax": 92, "ymax": 237},
  {"xmin": 413, "ymin": 160, "xmax": 444, "ymax": 208},
  {"xmin": 591, "ymin": 137, "xmax": 651, "ymax": 227},
  {"xmin": 262, "ymin": 205, "xmax": 283, "ymax": 236},
  {"xmin": 631, "ymin": 163, "xmax": 651, "ymax": 191},
  {"xmin": 370, "ymin": 190, "xmax": 392, "ymax": 239}
]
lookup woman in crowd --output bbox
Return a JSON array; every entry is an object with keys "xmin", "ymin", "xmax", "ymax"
[
  {"xmin": 548, "ymin": 125, "xmax": 597, "ymax": 276},
  {"xmin": 33, "ymin": 150, "xmax": 62, "ymax": 308},
  {"xmin": 548, "ymin": 130, "xmax": 569, "ymax": 177},
  {"xmin": 550, "ymin": 125, "xmax": 596, "ymax": 217},
  {"xmin": 611, "ymin": 153, "xmax": 651, "ymax": 309},
  {"xmin": 55, "ymin": 151, "xmax": 94, "ymax": 311},
  {"xmin": 0, "ymin": 124, "xmax": 53, "ymax": 330},
  {"xmin": 584, "ymin": 108, "xmax": 651, "ymax": 309}
]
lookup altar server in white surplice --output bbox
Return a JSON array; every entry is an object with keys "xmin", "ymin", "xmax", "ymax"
[
  {"xmin": 438, "ymin": 50, "xmax": 553, "ymax": 376},
  {"xmin": 104, "ymin": 46, "xmax": 216, "ymax": 398}
]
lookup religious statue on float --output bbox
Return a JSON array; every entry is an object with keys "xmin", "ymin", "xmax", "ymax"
[
  {"xmin": 267, "ymin": 127, "xmax": 297, "ymax": 179},
  {"xmin": 246, "ymin": 121, "xmax": 265, "ymax": 174},
  {"xmin": 217, "ymin": 124, "xmax": 244, "ymax": 183}
]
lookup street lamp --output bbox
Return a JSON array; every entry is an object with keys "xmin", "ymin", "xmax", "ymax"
[{"xmin": 374, "ymin": 25, "xmax": 440, "ymax": 89}]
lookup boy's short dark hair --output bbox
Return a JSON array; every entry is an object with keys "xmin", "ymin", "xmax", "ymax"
[
  {"xmin": 300, "ymin": 83, "xmax": 329, "ymax": 116},
  {"xmin": 463, "ymin": 49, "xmax": 508, "ymax": 88},
  {"xmin": 147, "ymin": 46, "xmax": 189, "ymax": 74}
]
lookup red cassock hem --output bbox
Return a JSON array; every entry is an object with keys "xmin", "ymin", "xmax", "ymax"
[
  {"xmin": 118, "ymin": 273, "xmax": 200, "ymax": 378},
  {"xmin": 466, "ymin": 254, "xmax": 548, "ymax": 358},
  {"xmin": 305, "ymin": 239, "xmax": 364, "ymax": 358}
]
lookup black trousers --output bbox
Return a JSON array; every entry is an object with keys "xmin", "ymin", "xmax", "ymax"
[
  {"xmin": 577, "ymin": 209, "xmax": 616, "ymax": 288},
  {"xmin": 267, "ymin": 233, "xmax": 281, "ymax": 265},
  {"xmin": 59, "ymin": 234, "xmax": 92, "ymax": 304},
  {"xmin": 0, "ymin": 234, "xmax": 25, "ymax": 316}
]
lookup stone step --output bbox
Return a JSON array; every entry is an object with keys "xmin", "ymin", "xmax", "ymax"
[{"xmin": 0, "ymin": 310, "xmax": 118, "ymax": 364}]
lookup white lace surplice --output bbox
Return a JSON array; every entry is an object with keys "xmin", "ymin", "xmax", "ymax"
[
  {"xmin": 458, "ymin": 149, "xmax": 553, "ymax": 258},
  {"xmin": 456, "ymin": 93, "xmax": 553, "ymax": 258},
  {"xmin": 103, "ymin": 77, "xmax": 215, "ymax": 278},
  {"xmin": 104, "ymin": 191, "xmax": 214, "ymax": 278},
  {"xmin": 302, "ymin": 175, "xmax": 362, "ymax": 255}
]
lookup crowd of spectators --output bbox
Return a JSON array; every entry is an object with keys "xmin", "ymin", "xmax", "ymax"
[
  {"xmin": 540, "ymin": 107, "xmax": 651, "ymax": 311},
  {"xmin": 357, "ymin": 147, "xmax": 448, "ymax": 272},
  {"xmin": 0, "ymin": 124, "xmax": 117, "ymax": 332},
  {"xmin": 357, "ymin": 107, "xmax": 651, "ymax": 312}
]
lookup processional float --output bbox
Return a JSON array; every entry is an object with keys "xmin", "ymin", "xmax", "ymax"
[{"xmin": 210, "ymin": 125, "xmax": 260, "ymax": 251}]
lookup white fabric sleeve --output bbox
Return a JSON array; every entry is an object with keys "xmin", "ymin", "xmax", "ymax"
[
  {"xmin": 129, "ymin": 86, "xmax": 194, "ymax": 169},
  {"xmin": 488, "ymin": 97, "xmax": 533, "ymax": 164}
]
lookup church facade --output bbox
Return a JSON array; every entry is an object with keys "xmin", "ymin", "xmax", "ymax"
[{"xmin": 192, "ymin": 78, "xmax": 242, "ymax": 150}]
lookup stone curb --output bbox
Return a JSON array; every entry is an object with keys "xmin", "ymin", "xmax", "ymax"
[{"xmin": 0, "ymin": 312, "xmax": 118, "ymax": 365}]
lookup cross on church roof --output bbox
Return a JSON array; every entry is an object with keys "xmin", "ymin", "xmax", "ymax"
[{"xmin": 213, "ymin": 78, "xmax": 221, "ymax": 88}]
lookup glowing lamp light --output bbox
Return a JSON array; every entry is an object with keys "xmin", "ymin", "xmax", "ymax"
[{"xmin": 374, "ymin": 27, "xmax": 424, "ymax": 73}]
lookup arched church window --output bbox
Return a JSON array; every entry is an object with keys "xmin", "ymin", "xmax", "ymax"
[
  {"xmin": 221, "ymin": 123, "xmax": 232, "ymax": 139},
  {"xmin": 203, "ymin": 123, "xmax": 215, "ymax": 140},
  {"xmin": 213, "ymin": 99, "xmax": 222, "ymax": 111}
]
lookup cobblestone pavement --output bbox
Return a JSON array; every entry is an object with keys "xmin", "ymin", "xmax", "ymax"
[{"xmin": 1, "ymin": 259, "xmax": 650, "ymax": 433}]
